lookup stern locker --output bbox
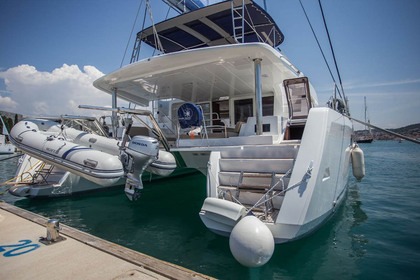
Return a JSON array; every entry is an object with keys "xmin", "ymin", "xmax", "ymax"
[{"xmin": 217, "ymin": 143, "xmax": 299, "ymax": 211}]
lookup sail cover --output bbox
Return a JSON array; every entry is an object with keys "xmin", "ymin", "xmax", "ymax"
[{"xmin": 139, "ymin": 0, "xmax": 284, "ymax": 53}]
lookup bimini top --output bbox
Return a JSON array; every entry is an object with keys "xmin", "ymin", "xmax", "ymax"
[{"xmin": 138, "ymin": 0, "xmax": 284, "ymax": 53}]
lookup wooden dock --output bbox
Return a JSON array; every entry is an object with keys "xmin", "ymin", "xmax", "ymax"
[{"xmin": 0, "ymin": 202, "xmax": 214, "ymax": 280}]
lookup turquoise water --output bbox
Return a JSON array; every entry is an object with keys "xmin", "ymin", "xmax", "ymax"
[{"xmin": 1, "ymin": 141, "xmax": 419, "ymax": 279}]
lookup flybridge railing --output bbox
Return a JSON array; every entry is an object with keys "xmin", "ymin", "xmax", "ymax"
[
  {"xmin": 163, "ymin": 0, "xmax": 205, "ymax": 13},
  {"xmin": 163, "ymin": 0, "xmax": 229, "ymax": 14}
]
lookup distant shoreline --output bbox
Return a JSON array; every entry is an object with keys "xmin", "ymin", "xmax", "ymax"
[{"xmin": 355, "ymin": 123, "xmax": 420, "ymax": 141}]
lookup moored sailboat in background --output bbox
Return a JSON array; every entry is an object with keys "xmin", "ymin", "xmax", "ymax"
[{"xmin": 355, "ymin": 96, "xmax": 374, "ymax": 143}]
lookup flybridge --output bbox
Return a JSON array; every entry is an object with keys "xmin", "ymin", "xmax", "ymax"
[{"xmin": 131, "ymin": 0, "xmax": 283, "ymax": 57}]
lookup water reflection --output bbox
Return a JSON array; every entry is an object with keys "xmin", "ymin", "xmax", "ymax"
[
  {"xmin": 0, "ymin": 154, "xmax": 21, "ymax": 203},
  {"xmin": 348, "ymin": 184, "xmax": 369, "ymax": 259}
]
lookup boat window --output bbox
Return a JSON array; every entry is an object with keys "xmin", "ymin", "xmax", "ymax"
[
  {"xmin": 262, "ymin": 96, "xmax": 274, "ymax": 116},
  {"xmin": 234, "ymin": 98, "xmax": 253, "ymax": 124},
  {"xmin": 212, "ymin": 100, "xmax": 229, "ymax": 126}
]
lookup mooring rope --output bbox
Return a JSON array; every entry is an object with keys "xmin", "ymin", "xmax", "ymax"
[{"xmin": 0, "ymin": 154, "xmax": 21, "ymax": 162}]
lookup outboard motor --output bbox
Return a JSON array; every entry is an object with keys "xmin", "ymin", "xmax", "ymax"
[{"xmin": 121, "ymin": 135, "xmax": 159, "ymax": 201}]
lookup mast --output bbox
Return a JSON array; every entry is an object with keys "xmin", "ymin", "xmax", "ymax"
[
  {"xmin": 363, "ymin": 96, "xmax": 371, "ymax": 133},
  {"xmin": 364, "ymin": 96, "xmax": 367, "ymax": 130}
]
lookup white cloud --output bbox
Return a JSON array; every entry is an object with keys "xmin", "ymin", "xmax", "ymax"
[
  {"xmin": 0, "ymin": 95, "xmax": 17, "ymax": 110},
  {"xmin": 0, "ymin": 64, "xmax": 124, "ymax": 117}
]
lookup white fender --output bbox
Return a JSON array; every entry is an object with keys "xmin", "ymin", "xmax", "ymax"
[
  {"xmin": 10, "ymin": 121, "xmax": 124, "ymax": 186},
  {"xmin": 146, "ymin": 150, "xmax": 176, "ymax": 177},
  {"xmin": 351, "ymin": 145, "xmax": 365, "ymax": 181},
  {"xmin": 229, "ymin": 215, "xmax": 275, "ymax": 267}
]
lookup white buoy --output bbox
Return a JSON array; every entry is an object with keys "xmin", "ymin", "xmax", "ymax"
[
  {"xmin": 229, "ymin": 216, "xmax": 275, "ymax": 267},
  {"xmin": 351, "ymin": 145, "xmax": 365, "ymax": 181}
]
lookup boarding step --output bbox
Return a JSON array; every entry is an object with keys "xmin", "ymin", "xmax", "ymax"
[
  {"xmin": 32, "ymin": 163, "xmax": 55, "ymax": 184},
  {"xmin": 219, "ymin": 158, "xmax": 294, "ymax": 174},
  {"xmin": 218, "ymin": 184, "xmax": 284, "ymax": 203},
  {"xmin": 220, "ymin": 144, "xmax": 299, "ymax": 159},
  {"xmin": 32, "ymin": 164, "xmax": 66, "ymax": 184},
  {"xmin": 219, "ymin": 171, "xmax": 290, "ymax": 191}
]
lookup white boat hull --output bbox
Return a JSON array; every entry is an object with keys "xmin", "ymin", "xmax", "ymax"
[
  {"xmin": 272, "ymin": 108, "xmax": 352, "ymax": 242},
  {"xmin": 0, "ymin": 145, "xmax": 15, "ymax": 154},
  {"xmin": 199, "ymin": 108, "xmax": 353, "ymax": 243}
]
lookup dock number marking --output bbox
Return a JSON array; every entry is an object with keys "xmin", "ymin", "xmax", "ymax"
[{"xmin": 0, "ymin": 239, "xmax": 40, "ymax": 257}]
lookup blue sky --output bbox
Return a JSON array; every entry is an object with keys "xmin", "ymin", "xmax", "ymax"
[{"xmin": 0, "ymin": 0, "xmax": 419, "ymax": 129}]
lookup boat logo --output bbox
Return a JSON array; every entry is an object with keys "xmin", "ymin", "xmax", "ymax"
[
  {"xmin": 181, "ymin": 107, "xmax": 193, "ymax": 120},
  {"xmin": 45, "ymin": 147, "xmax": 57, "ymax": 154},
  {"xmin": 132, "ymin": 141, "xmax": 147, "ymax": 147}
]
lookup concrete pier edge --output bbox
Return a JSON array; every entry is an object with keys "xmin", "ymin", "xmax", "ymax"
[{"xmin": 0, "ymin": 202, "xmax": 214, "ymax": 280}]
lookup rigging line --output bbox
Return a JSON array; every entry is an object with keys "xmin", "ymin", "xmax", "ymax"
[
  {"xmin": 132, "ymin": 5, "xmax": 149, "ymax": 63},
  {"xmin": 318, "ymin": 0, "xmax": 347, "ymax": 104},
  {"xmin": 298, "ymin": 0, "xmax": 343, "ymax": 99},
  {"xmin": 147, "ymin": 0, "xmax": 164, "ymax": 55},
  {"xmin": 120, "ymin": 0, "xmax": 145, "ymax": 68},
  {"xmin": 165, "ymin": 4, "xmax": 171, "ymax": 19},
  {"xmin": 152, "ymin": 1, "xmax": 171, "ymax": 57},
  {"xmin": 0, "ymin": 154, "xmax": 21, "ymax": 162}
]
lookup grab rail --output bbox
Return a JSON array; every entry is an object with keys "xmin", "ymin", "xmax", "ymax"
[{"xmin": 78, "ymin": 105, "xmax": 171, "ymax": 151}]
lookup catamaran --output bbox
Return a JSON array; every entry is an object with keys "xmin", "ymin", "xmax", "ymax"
[{"xmin": 92, "ymin": 0, "xmax": 365, "ymax": 267}]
